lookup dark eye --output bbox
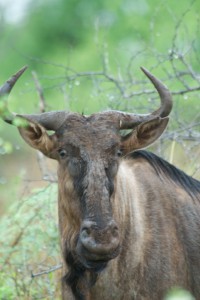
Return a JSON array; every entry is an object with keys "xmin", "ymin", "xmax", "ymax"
[{"xmin": 58, "ymin": 149, "xmax": 67, "ymax": 158}]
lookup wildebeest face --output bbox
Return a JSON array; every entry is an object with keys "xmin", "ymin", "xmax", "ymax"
[
  {"xmin": 12, "ymin": 112, "xmax": 169, "ymax": 270},
  {"xmin": 55, "ymin": 115, "xmax": 121, "ymax": 268}
]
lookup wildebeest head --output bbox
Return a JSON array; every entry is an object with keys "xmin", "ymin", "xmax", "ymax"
[{"xmin": 0, "ymin": 66, "xmax": 172, "ymax": 270}]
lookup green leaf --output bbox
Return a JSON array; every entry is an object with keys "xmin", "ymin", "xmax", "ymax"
[
  {"xmin": 13, "ymin": 117, "xmax": 29, "ymax": 128},
  {"xmin": 165, "ymin": 288, "xmax": 195, "ymax": 300}
]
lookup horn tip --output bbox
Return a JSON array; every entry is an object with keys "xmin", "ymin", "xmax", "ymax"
[
  {"xmin": 16, "ymin": 65, "xmax": 28, "ymax": 77},
  {"xmin": 140, "ymin": 66, "xmax": 151, "ymax": 77}
]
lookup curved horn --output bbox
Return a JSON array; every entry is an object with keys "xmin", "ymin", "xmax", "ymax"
[
  {"xmin": 0, "ymin": 66, "xmax": 69, "ymax": 131},
  {"xmin": 0, "ymin": 66, "xmax": 28, "ymax": 123},
  {"xmin": 1, "ymin": 66, "xmax": 172, "ymax": 131},
  {"xmin": 105, "ymin": 67, "xmax": 173, "ymax": 130},
  {"xmin": 17, "ymin": 111, "xmax": 70, "ymax": 131},
  {"xmin": 140, "ymin": 67, "xmax": 172, "ymax": 118},
  {"xmin": 0, "ymin": 66, "xmax": 28, "ymax": 96}
]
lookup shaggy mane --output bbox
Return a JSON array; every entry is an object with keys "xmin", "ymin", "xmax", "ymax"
[{"xmin": 130, "ymin": 150, "xmax": 200, "ymax": 198}]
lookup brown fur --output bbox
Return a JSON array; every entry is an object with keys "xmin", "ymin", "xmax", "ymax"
[
  {"xmin": 11, "ymin": 113, "xmax": 200, "ymax": 299},
  {"xmin": 88, "ymin": 157, "xmax": 200, "ymax": 299}
]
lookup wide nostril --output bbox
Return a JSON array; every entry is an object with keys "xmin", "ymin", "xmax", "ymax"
[
  {"xmin": 81, "ymin": 228, "xmax": 90, "ymax": 239},
  {"xmin": 108, "ymin": 220, "xmax": 119, "ymax": 237},
  {"xmin": 112, "ymin": 225, "xmax": 119, "ymax": 238},
  {"xmin": 81, "ymin": 220, "xmax": 119, "ymax": 236},
  {"xmin": 80, "ymin": 221, "xmax": 96, "ymax": 243},
  {"xmin": 81, "ymin": 227, "xmax": 91, "ymax": 236},
  {"xmin": 79, "ymin": 220, "xmax": 120, "ymax": 256},
  {"xmin": 81, "ymin": 220, "xmax": 96, "ymax": 235}
]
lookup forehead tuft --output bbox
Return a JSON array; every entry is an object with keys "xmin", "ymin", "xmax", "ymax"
[{"xmin": 55, "ymin": 113, "xmax": 120, "ymax": 150}]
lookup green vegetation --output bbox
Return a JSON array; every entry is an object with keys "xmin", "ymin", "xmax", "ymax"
[
  {"xmin": 0, "ymin": 184, "xmax": 61, "ymax": 299},
  {"xmin": 165, "ymin": 288, "xmax": 195, "ymax": 300}
]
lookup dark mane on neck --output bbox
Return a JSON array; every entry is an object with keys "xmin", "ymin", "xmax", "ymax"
[
  {"xmin": 63, "ymin": 250, "xmax": 103, "ymax": 300},
  {"xmin": 129, "ymin": 150, "xmax": 200, "ymax": 199}
]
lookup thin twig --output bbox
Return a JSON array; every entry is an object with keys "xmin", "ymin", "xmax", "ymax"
[
  {"xmin": 31, "ymin": 264, "xmax": 62, "ymax": 278},
  {"xmin": 32, "ymin": 71, "xmax": 46, "ymax": 113}
]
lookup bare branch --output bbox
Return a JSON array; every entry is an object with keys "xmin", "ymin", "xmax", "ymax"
[
  {"xmin": 31, "ymin": 264, "xmax": 62, "ymax": 278},
  {"xmin": 32, "ymin": 71, "xmax": 46, "ymax": 113}
]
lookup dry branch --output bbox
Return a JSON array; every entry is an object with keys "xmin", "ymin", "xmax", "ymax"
[{"xmin": 31, "ymin": 264, "xmax": 62, "ymax": 278}]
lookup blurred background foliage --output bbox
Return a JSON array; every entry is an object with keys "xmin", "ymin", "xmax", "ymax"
[{"xmin": 0, "ymin": 0, "xmax": 200, "ymax": 298}]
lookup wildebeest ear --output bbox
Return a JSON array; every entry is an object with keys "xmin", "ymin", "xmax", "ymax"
[
  {"xmin": 18, "ymin": 118, "xmax": 57, "ymax": 159},
  {"xmin": 121, "ymin": 117, "xmax": 169, "ymax": 154}
]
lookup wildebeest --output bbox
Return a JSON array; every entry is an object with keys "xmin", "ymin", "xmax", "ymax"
[{"xmin": 1, "ymin": 67, "xmax": 200, "ymax": 300}]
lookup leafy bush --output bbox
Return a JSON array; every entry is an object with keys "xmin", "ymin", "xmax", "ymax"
[
  {"xmin": 0, "ymin": 183, "xmax": 62, "ymax": 300},
  {"xmin": 165, "ymin": 287, "xmax": 195, "ymax": 300}
]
